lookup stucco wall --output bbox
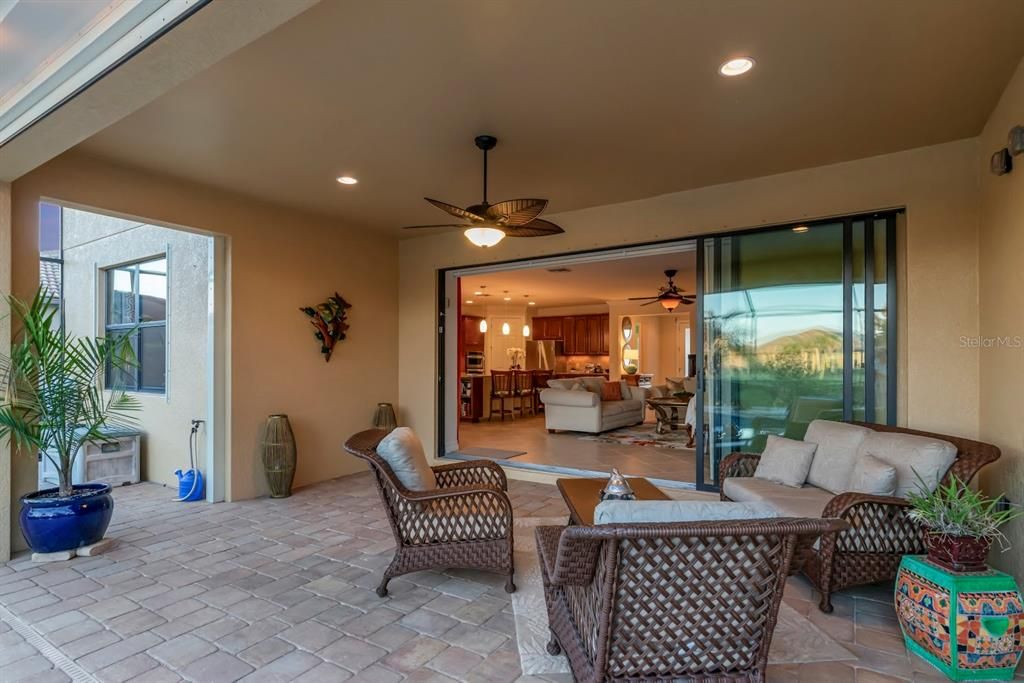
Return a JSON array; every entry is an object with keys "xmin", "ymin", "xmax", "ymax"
[
  {"xmin": 399, "ymin": 139, "xmax": 981, "ymax": 460},
  {"xmin": 61, "ymin": 207, "xmax": 211, "ymax": 488},
  {"xmin": 10, "ymin": 151, "xmax": 399, "ymax": 551},
  {"xmin": 977, "ymin": 57, "xmax": 1024, "ymax": 583}
]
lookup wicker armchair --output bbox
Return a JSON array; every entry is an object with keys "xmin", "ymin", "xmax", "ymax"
[
  {"xmin": 720, "ymin": 422, "xmax": 1001, "ymax": 613},
  {"xmin": 343, "ymin": 429, "xmax": 516, "ymax": 596},
  {"xmin": 536, "ymin": 518, "xmax": 845, "ymax": 682}
]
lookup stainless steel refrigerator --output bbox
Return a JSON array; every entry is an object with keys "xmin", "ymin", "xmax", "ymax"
[{"xmin": 525, "ymin": 340, "xmax": 563, "ymax": 370}]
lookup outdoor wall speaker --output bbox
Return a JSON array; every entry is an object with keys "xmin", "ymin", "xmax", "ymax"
[
  {"xmin": 1009, "ymin": 125, "xmax": 1024, "ymax": 156},
  {"xmin": 990, "ymin": 147, "xmax": 1013, "ymax": 176}
]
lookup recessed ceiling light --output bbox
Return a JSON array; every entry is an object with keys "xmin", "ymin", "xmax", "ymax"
[
  {"xmin": 336, "ymin": 176, "xmax": 358, "ymax": 185},
  {"xmin": 474, "ymin": 291, "xmax": 483, "ymax": 296},
  {"xmin": 503, "ymin": 296, "xmax": 512, "ymax": 301},
  {"xmin": 719, "ymin": 57, "xmax": 755, "ymax": 77},
  {"xmin": 465, "ymin": 300, "xmax": 474, "ymax": 304},
  {"xmin": 528, "ymin": 301, "xmax": 536, "ymax": 306},
  {"xmin": 792, "ymin": 225, "xmax": 809, "ymax": 233}
]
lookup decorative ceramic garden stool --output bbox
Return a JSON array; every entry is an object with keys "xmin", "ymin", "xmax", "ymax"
[{"xmin": 895, "ymin": 555, "xmax": 1023, "ymax": 681}]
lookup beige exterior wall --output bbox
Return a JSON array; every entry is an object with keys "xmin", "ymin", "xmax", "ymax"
[
  {"xmin": 10, "ymin": 151, "xmax": 399, "ymax": 551},
  {"xmin": 61, "ymin": 207, "xmax": 211, "ymax": 487},
  {"xmin": 977, "ymin": 57, "xmax": 1024, "ymax": 583},
  {"xmin": 400, "ymin": 139, "xmax": 981, "ymax": 459}
]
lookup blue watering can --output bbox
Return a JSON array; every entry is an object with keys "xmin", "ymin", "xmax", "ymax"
[{"xmin": 174, "ymin": 468, "xmax": 205, "ymax": 502}]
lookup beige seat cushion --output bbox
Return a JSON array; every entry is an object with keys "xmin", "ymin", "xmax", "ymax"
[
  {"xmin": 722, "ymin": 477, "xmax": 835, "ymax": 519},
  {"xmin": 375, "ymin": 427, "xmax": 437, "ymax": 491},
  {"xmin": 804, "ymin": 420, "xmax": 873, "ymax": 493},
  {"xmin": 601, "ymin": 399, "xmax": 643, "ymax": 417},
  {"xmin": 753, "ymin": 435, "xmax": 817, "ymax": 487},
  {"xmin": 856, "ymin": 432, "xmax": 957, "ymax": 497},
  {"xmin": 595, "ymin": 500, "xmax": 779, "ymax": 524}
]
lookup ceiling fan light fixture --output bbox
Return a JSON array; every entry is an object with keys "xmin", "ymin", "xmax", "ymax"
[
  {"xmin": 464, "ymin": 226, "xmax": 505, "ymax": 248},
  {"xmin": 336, "ymin": 176, "xmax": 358, "ymax": 185},
  {"xmin": 660, "ymin": 298, "xmax": 681, "ymax": 312}
]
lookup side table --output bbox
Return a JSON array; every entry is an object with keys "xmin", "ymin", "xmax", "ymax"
[{"xmin": 895, "ymin": 554, "xmax": 1023, "ymax": 681}]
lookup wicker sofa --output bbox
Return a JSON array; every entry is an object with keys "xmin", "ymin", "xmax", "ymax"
[
  {"xmin": 721, "ymin": 421, "xmax": 1000, "ymax": 612},
  {"xmin": 535, "ymin": 517, "xmax": 844, "ymax": 681},
  {"xmin": 343, "ymin": 429, "xmax": 516, "ymax": 596}
]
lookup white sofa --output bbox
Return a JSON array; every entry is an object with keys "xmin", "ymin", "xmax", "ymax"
[{"xmin": 540, "ymin": 378, "xmax": 647, "ymax": 434}]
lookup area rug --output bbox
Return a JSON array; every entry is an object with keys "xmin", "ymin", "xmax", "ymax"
[
  {"xmin": 451, "ymin": 446, "xmax": 526, "ymax": 459},
  {"xmin": 511, "ymin": 517, "xmax": 855, "ymax": 676},
  {"xmin": 576, "ymin": 423, "xmax": 694, "ymax": 451}
]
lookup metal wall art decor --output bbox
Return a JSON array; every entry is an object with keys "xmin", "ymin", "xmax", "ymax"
[{"xmin": 300, "ymin": 292, "xmax": 352, "ymax": 362}]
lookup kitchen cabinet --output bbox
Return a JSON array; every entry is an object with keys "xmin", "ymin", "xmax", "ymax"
[
  {"xmin": 573, "ymin": 317, "xmax": 588, "ymax": 355},
  {"xmin": 531, "ymin": 316, "xmax": 562, "ymax": 340},
  {"xmin": 461, "ymin": 316, "xmax": 485, "ymax": 351},
  {"xmin": 530, "ymin": 314, "xmax": 609, "ymax": 354}
]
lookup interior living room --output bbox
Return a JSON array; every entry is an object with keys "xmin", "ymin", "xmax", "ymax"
[
  {"xmin": 2, "ymin": 2, "xmax": 1024, "ymax": 682},
  {"xmin": 451, "ymin": 248, "xmax": 699, "ymax": 484}
]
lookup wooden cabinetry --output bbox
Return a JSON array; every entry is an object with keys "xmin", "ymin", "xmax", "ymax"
[
  {"xmin": 530, "ymin": 314, "xmax": 609, "ymax": 354},
  {"xmin": 531, "ymin": 316, "xmax": 562, "ymax": 340},
  {"xmin": 461, "ymin": 315, "xmax": 485, "ymax": 351}
]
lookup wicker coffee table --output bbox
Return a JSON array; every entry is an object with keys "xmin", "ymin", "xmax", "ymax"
[{"xmin": 556, "ymin": 477, "xmax": 670, "ymax": 525}]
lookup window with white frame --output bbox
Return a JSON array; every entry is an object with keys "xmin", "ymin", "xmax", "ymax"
[{"xmin": 104, "ymin": 257, "xmax": 168, "ymax": 393}]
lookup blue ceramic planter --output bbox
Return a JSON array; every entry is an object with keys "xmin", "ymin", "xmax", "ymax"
[{"xmin": 19, "ymin": 483, "xmax": 114, "ymax": 553}]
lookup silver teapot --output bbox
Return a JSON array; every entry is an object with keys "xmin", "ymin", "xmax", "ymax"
[{"xmin": 600, "ymin": 468, "xmax": 636, "ymax": 501}]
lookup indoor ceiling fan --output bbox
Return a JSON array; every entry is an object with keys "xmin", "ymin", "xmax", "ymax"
[
  {"xmin": 402, "ymin": 135, "xmax": 564, "ymax": 247},
  {"xmin": 628, "ymin": 269, "xmax": 695, "ymax": 312}
]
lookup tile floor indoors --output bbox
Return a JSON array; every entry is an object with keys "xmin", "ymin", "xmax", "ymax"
[
  {"xmin": 0, "ymin": 472, "xmax": 1012, "ymax": 683},
  {"xmin": 457, "ymin": 415, "xmax": 698, "ymax": 484}
]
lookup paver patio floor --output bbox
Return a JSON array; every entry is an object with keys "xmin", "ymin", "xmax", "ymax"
[{"xmin": 0, "ymin": 472, "xmax": 998, "ymax": 682}]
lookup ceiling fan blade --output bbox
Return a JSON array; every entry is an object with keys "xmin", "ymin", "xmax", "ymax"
[
  {"xmin": 424, "ymin": 198, "xmax": 485, "ymax": 222},
  {"xmin": 640, "ymin": 299, "xmax": 662, "ymax": 306},
  {"xmin": 504, "ymin": 218, "xmax": 564, "ymax": 237},
  {"xmin": 401, "ymin": 224, "xmax": 466, "ymax": 230},
  {"xmin": 486, "ymin": 198, "xmax": 547, "ymax": 226},
  {"xmin": 627, "ymin": 296, "xmax": 659, "ymax": 301}
]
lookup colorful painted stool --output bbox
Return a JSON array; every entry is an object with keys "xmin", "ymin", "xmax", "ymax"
[{"xmin": 895, "ymin": 554, "xmax": 1023, "ymax": 681}]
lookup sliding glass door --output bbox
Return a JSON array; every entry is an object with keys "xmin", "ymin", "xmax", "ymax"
[{"xmin": 695, "ymin": 213, "xmax": 896, "ymax": 491}]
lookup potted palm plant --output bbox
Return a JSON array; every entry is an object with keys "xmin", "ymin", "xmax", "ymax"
[
  {"xmin": 907, "ymin": 474, "xmax": 1024, "ymax": 572},
  {"xmin": 0, "ymin": 290, "xmax": 139, "ymax": 554}
]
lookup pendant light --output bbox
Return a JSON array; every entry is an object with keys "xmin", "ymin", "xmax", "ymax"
[
  {"xmin": 501, "ymin": 291, "xmax": 511, "ymax": 335},
  {"xmin": 522, "ymin": 295, "xmax": 531, "ymax": 337},
  {"xmin": 477, "ymin": 285, "xmax": 489, "ymax": 332},
  {"xmin": 479, "ymin": 318, "xmax": 488, "ymax": 333}
]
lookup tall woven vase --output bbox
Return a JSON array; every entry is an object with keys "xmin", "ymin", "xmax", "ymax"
[{"xmin": 261, "ymin": 414, "xmax": 296, "ymax": 498}]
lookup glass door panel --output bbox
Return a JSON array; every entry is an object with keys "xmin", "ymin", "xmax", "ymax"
[
  {"xmin": 699, "ymin": 223, "xmax": 846, "ymax": 488},
  {"xmin": 696, "ymin": 215, "xmax": 896, "ymax": 491}
]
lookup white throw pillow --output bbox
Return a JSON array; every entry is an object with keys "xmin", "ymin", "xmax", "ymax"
[
  {"xmin": 595, "ymin": 500, "xmax": 779, "ymax": 524},
  {"xmin": 804, "ymin": 420, "xmax": 873, "ymax": 493},
  {"xmin": 856, "ymin": 432, "xmax": 957, "ymax": 498},
  {"xmin": 375, "ymin": 427, "xmax": 437, "ymax": 491},
  {"xmin": 848, "ymin": 453, "xmax": 898, "ymax": 496},
  {"xmin": 754, "ymin": 435, "xmax": 818, "ymax": 488}
]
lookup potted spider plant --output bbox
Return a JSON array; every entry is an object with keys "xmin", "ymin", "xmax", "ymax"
[
  {"xmin": 0, "ymin": 290, "xmax": 139, "ymax": 554},
  {"xmin": 907, "ymin": 474, "xmax": 1024, "ymax": 572}
]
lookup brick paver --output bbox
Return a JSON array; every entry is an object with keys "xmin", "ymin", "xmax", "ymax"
[{"xmin": 0, "ymin": 472, "xmax": 963, "ymax": 682}]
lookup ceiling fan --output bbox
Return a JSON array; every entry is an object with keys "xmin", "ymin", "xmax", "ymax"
[
  {"xmin": 402, "ymin": 135, "xmax": 564, "ymax": 247},
  {"xmin": 628, "ymin": 269, "xmax": 695, "ymax": 312}
]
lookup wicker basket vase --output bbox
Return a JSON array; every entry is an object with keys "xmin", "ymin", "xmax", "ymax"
[{"xmin": 261, "ymin": 414, "xmax": 296, "ymax": 498}]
